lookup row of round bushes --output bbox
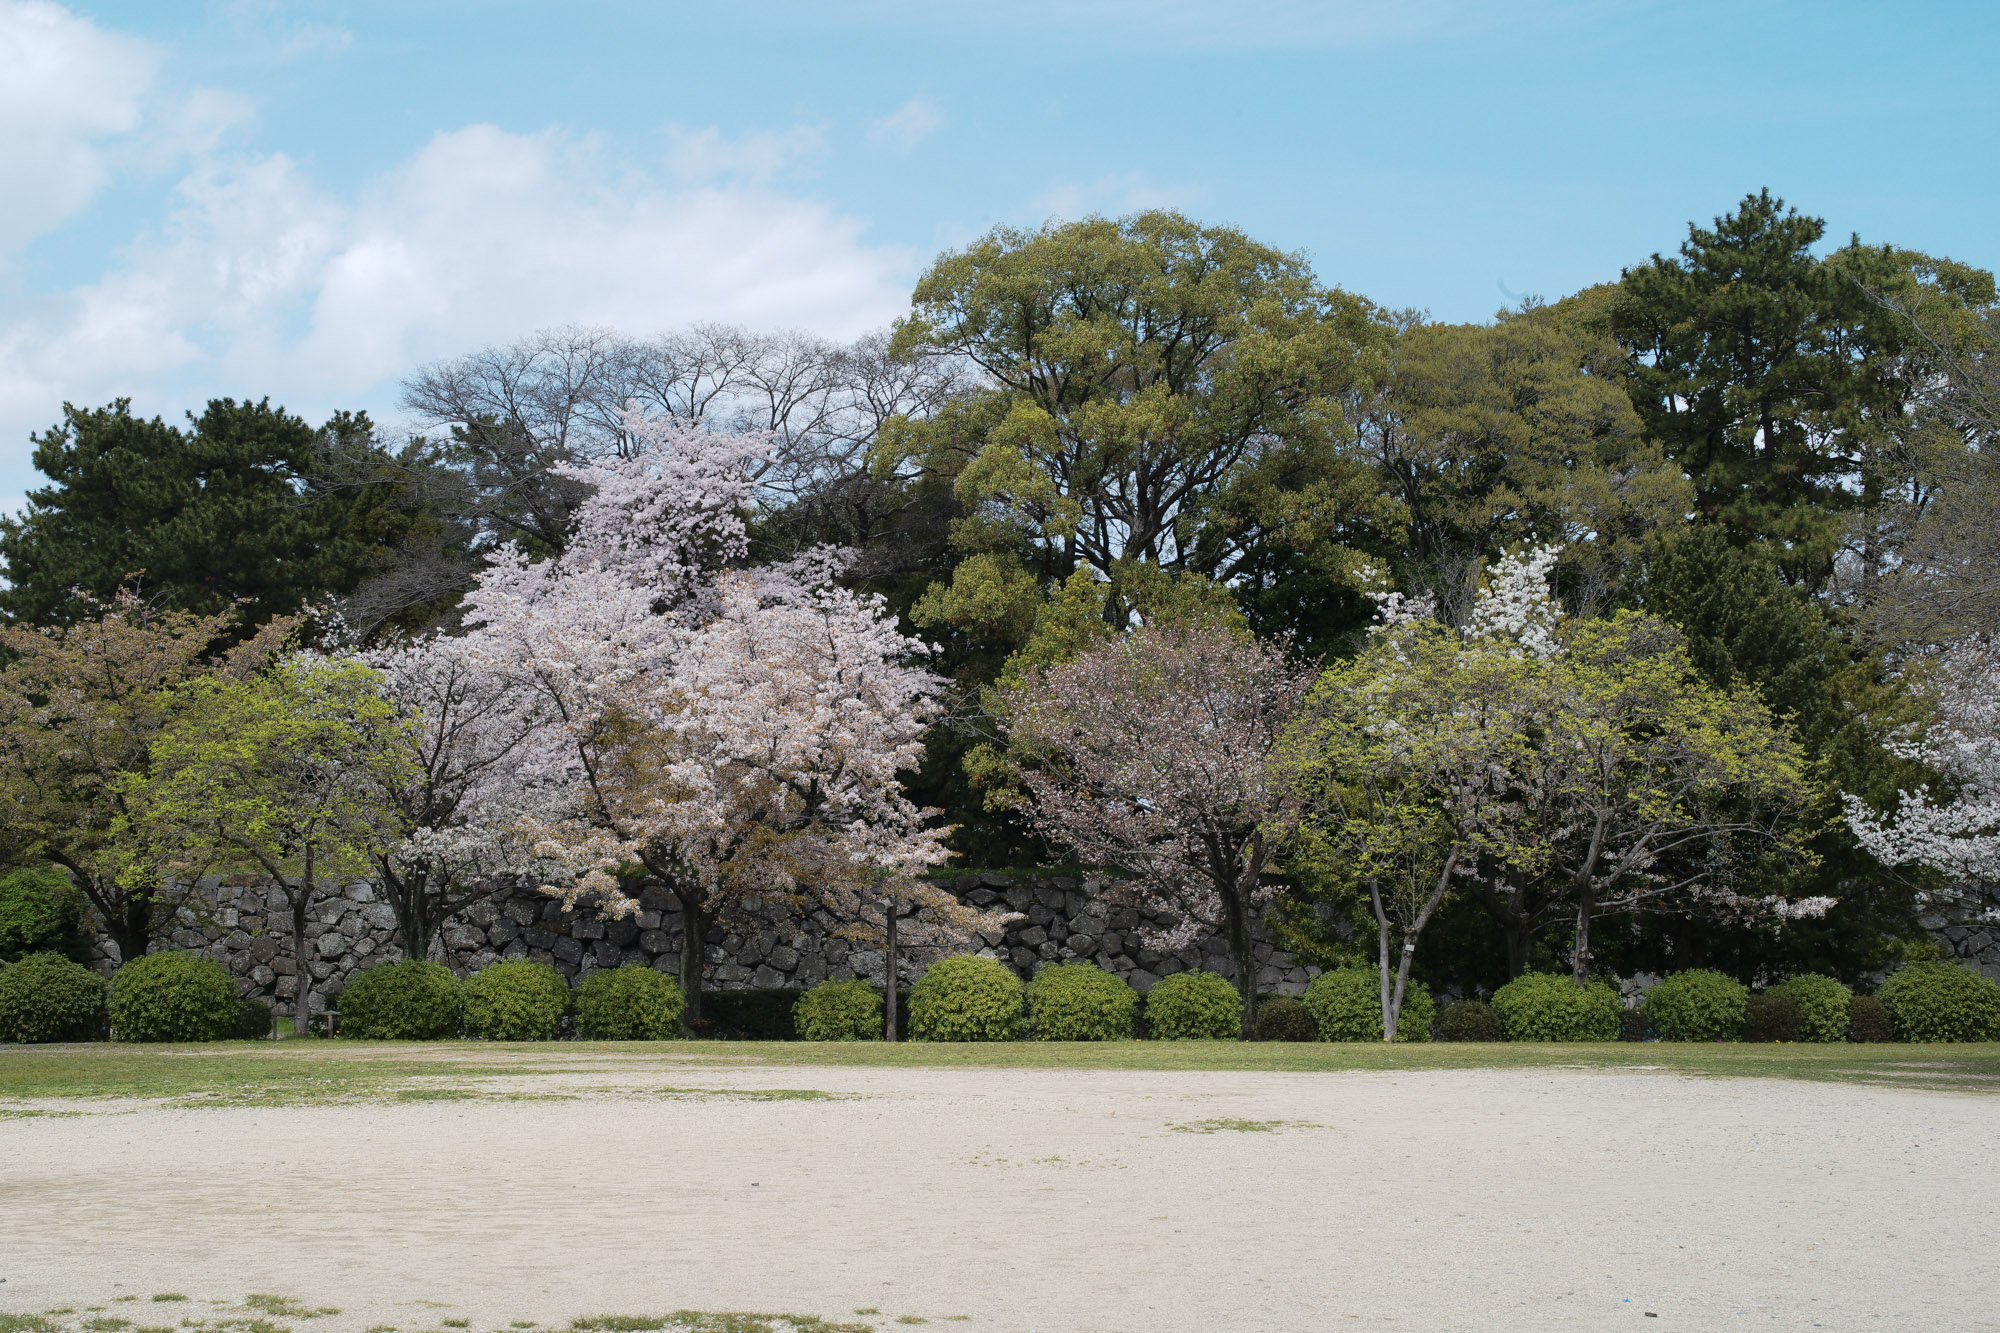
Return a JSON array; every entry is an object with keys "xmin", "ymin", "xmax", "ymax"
[{"xmin": 7, "ymin": 948, "xmax": 1999, "ymax": 1045}]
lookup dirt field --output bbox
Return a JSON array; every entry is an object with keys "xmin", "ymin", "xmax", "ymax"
[{"xmin": 2, "ymin": 1064, "xmax": 1995, "ymax": 1332}]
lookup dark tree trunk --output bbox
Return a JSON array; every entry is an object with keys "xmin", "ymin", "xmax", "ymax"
[
  {"xmin": 883, "ymin": 905, "xmax": 899, "ymax": 1042},
  {"xmin": 1572, "ymin": 885, "xmax": 1595, "ymax": 990},
  {"xmin": 1223, "ymin": 881, "xmax": 1256, "ymax": 1042},
  {"xmin": 110, "ymin": 894, "xmax": 153, "ymax": 969},
  {"xmin": 379, "ymin": 863, "xmax": 433, "ymax": 964},
  {"xmin": 290, "ymin": 893, "xmax": 312, "ymax": 1037},
  {"xmin": 674, "ymin": 886, "xmax": 710, "ymax": 1028}
]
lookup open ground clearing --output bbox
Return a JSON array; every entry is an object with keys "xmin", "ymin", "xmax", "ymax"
[{"xmin": 2, "ymin": 1046, "xmax": 1997, "ymax": 1331}]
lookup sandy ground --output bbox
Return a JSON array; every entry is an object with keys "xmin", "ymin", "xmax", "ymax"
[{"xmin": 1, "ymin": 1065, "xmax": 1996, "ymax": 1332}]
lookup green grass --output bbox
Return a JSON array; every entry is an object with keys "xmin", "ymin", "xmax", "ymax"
[
  {"xmin": 1, "ymin": 1037, "xmax": 1996, "ymax": 1103},
  {"xmin": 1168, "ymin": 1117, "xmax": 1314, "ymax": 1133}
]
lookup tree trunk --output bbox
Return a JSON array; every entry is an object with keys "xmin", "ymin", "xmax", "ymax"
[
  {"xmin": 1504, "ymin": 916, "xmax": 1534, "ymax": 981},
  {"xmin": 1222, "ymin": 880, "xmax": 1257, "ymax": 1042},
  {"xmin": 883, "ymin": 904, "xmax": 899, "ymax": 1042},
  {"xmin": 675, "ymin": 888, "xmax": 709, "ymax": 1028},
  {"xmin": 290, "ymin": 893, "xmax": 311, "ymax": 1037},
  {"xmin": 109, "ymin": 894, "xmax": 152, "ymax": 970},
  {"xmin": 381, "ymin": 864, "xmax": 432, "ymax": 964},
  {"xmin": 1572, "ymin": 885, "xmax": 1594, "ymax": 990},
  {"xmin": 1372, "ymin": 880, "xmax": 1394, "ymax": 1043},
  {"xmin": 1388, "ymin": 945, "xmax": 1417, "ymax": 1044}
]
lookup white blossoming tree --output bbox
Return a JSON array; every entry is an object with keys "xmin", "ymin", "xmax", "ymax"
[{"xmin": 1845, "ymin": 638, "xmax": 2000, "ymax": 912}]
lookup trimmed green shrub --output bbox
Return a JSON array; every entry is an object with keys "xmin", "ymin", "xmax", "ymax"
[
  {"xmin": 695, "ymin": 987, "xmax": 801, "ymax": 1040},
  {"xmin": 1644, "ymin": 969, "xmax": 1749, "ymax": 1042},
  {"xmin": 1434, "ymin": 998, "xmax": 1504, "ymax": 1042},
  {"xmin": 1618, "ymin": 1008, "xmax": 1653, "ymax": 1042},
  {"xmin": 1143, "ymin": 970, "xmax": 1241, "ymax": 1040},
  {"xmin": 0, "ymin": 867, "xmax": 88, "ymax": 964},
  {"xmin": 231, "ymin": 996, "xmax": 275, "ymax": 1039},
  {"xmin": 1490, "ymin": 971, "xmax": 1622, "ymax": 1042},
  {"xmin": 109, "ymin": 950, "xmax": 236, "ymax": 1042},
  {"xmin": 1302, "ymin": 966, "xmax": 1435, "ymax": 1043},
  {"xmin": 1846, "ymin": 993, "xmax": 1893, "ymax": 1043},
  {"xmin": 338, "ymin": 959, "xmax": 464, "ymax": 1040},
  {"xmin": 1767, "ymin": 974, "xmax": 1852, "ymax": 1043},
  {"xmin": 909, "ymin": 955, "xmax": 1025, "ymax": 1042},
  {"xmin": 1255, "ymin": 994, "xmax": 1318, "ymax": 1042},
  {"xmin": 794, "ymin": 979, "xmax": 883, "ymax": 1041},
  {"xmin": 462, "ymin": 960, "xmax": 569, "ymax": 1040},
  {"xmin": 0, "ymin": 952, "xmax": 106, "ymax": 1042},
  {"xmin": 575, "ymin": 965, "xmax": 685, "ymax": 1039},
  {"xmin": 1877, "ymin": 961, "xmax": 2000, "ymax": 1043},
  {"xmin": 1025, "ymin": 963, "xmax": 1137, "ymax": 1041},
  {"xmin": 1740, "ymin": 993, "xmax": 1802, "ymax": 1043}
]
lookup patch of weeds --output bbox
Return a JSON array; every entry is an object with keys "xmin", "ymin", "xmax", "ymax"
[
  {"xmin": 896, "ymin": 1319, "xmax": 929, "ymax": 1326},
  {"xmin": 510, "ymin": 1324, "xmax": 537, "ymax": 1329},
  {"xmin": 2, "ymin": 1316, "xmax": 64, "ymax": 1333},
  {"xmin": 0, "ymin": 1108, "xmax": 84, "ymax": 1119},
  {"xmin": 83, "ymin": 1317, "xmax": 134, "ymax": 1331},
  {"xmin": 1167, "ymin": 1117, "xmax": 1312, "ymax": 1134},
  {"xmin": 365, "ymin": 1327, "xmax": 400, "ymax": 1333},
  {"xmin": 853, "ymin": 1313, "xmax": 880, "ymax": 1318},
  {"xmin": 572, "ymin": 1320, "xmax": 668, "ymax": 1332},
  {"xmin": 151, "ymin": 1298, "xmax": 189, "ymax": 1305},
  {"xmin": 440, "ymin": 1322, "xmax": 469, "ymax": 1329},
  {"xmin": 393, "ymin": 1089, "xmax": 482, "ymax": 1103},
  {"xmin": 114, "ymin": 1297, "xmax": 140, "ymax": 1304},
  {"xmin": 137, "ymin": 1325, "xmax": 178, "ymax": 1332},
  {"xmin": 239, "ymin": 1298, "xmax": 335, "ymax": 1321},
  {"xmin": 44, "ymin": 1311, "xmax": 77, "ymax": 1318},
  {"xmin": 655, "ymin": 1087, "xmax": 836, "ymax": 1102}
]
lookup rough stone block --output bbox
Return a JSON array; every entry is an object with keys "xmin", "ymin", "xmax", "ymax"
[
  {"xmin": 552, "ymin": 937, "xmax": 584, "ymax": 964},
  {"xmin": 768, "ymin": 944, "xmax": 799, "ymax": 970},
  {"xmin": 607, "ymin": 917, "xmax": 640, "ymax": 947},
  {"xmin": 573, "ymin": 917, "xmax": 606, "ymax": 941}
]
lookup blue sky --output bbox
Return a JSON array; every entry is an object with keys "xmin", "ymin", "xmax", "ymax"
[{"xmin": 1, "ymin": 0, "xmax": 1995, "ymax": 505}]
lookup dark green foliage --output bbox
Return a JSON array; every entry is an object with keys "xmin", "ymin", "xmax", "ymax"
[
  {"xmin": 1877, "ymin": 962, "xmax": 2000, "ymax": 1042},
  {"xmin": 1143, "ymin": 971, "xmax": 1242, "ymax": 1040},
  {"xmin": 0, "ymin": 867, "xmax": 88, "ymax": 964},
  {"xmin": 1845, "ymin": 994, "xmax": 1894, "ymax": 1043},
  {"xmin": 337, "ymin": 960, "xmax": 464, "ymax": 1040},
  {"xmin": 1024, "ymin": 962, "xmax": 1137, "ymax": 1041},
  {"xmin": 1433, "ymin": 999, "xmax": 1504, "ymax": 1043},
  {"xmin": 230, "ymin": 996, "xmax": 274, "ymax": 1039},
  {"xmin": 1490, "ymin": 971, "xmax": 1622, "ymax": 1042},
  {"xmin": 1254, "ymin": 994, "xmax": 1318, "ymax": 1042},
  {"xmin": 1768, "ymin": 974, "xmax": 1853, "ymax": 1043},
  {"xmin": 461, "ymin": 960, "xmax": 569, "ymax": 1041},
  {"xmin": 0, "ymin": 398, "xmax": 374, "ymax": 627},
  {"xmin": 1741, "ymin": 993, "xmax": 1803, "ymax": 1043},
  {"xmin": 108, "ymin": 950, "xmax": 236, "ymax": 1042},
  {"xmin": 909, "ymin": 955, "xmax": 1025, "ymax": 1042},
  {"xmin": 1644, "ymin": 969, "xmax": 1750, "ymax": 1042},
  {"xmin": 1611, "ymin": 190, "xmax": 1914, "ymax": 587},
  {"xmin": 694, "ymin": 988, "xmax": 802, "ymax": 1040},
  {"xmin": 1302, "ymin": 966, "xmax": 1435, "ymax": 1043},
  {"xmin": 794, "ymin": 979, "xmax": 884, "ymax": 1042},
  {"xmin": 0, "ymin": 952, "xmax": 106, "ymax": 1042},
  {"xmin": 574, "ymin": 965, "xmax": 685, "ymax": 1040},
  {"xmin": 1618, "ymin": 1008, "xmax": 1653, "ymax": 1042}
]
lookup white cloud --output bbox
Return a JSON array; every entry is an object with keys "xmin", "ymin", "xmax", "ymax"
[
  {"xmin": 0, "ymin": 0, "xmax": 161, "ymax": 256},
  {"xmin": 869, "ymin": 96, "xmax": 944, "ymax": 153},
  {"xmin": 0, "ymin": 123, "xmax": 915, "ymax": 479},
  {"xmin": 1030, "ymin": 172, "xmax": 1200, "ymax": 222},
  {"xmin": 663, "ymin": 122, "xmax": 827, "ymax": 182}
]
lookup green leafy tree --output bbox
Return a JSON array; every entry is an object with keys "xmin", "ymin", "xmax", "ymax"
[
  {"xmin": 0, "ymin": 398, "xmax": 377, "ymax": 627},
  {"xmin": 131, "ymin": 657, "xmax": 416, "ymax": 1034},
  {"xmin": 1610, "ymin": 190, "xmax": 1964, "ymax": 588},
  {"xmin": 884, "ymin": 210, "xmax": 1394, "ymax": 641},
  {"xmin": 0, "ymin": 588, "xmax": 291, "ymax": 964}
]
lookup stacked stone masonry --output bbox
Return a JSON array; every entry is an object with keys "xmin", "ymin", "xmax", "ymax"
[
  {"xmin": 1923, "ymin": 884, "xmax": 2000, "ymax": 984},
  {"xmin": 92, "ymin": 873, "xmax": 1323, "ymax": 1020}
]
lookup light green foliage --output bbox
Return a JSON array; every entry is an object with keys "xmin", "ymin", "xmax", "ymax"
[
  {"xmin": 0, "ymin": 868, "xmax": 87, "ymax": 964},
  {"xmin": 574, "ymin": 965, "xmax": 685, "ymax": 1040},
  {"xmin": 0, "ymin": 952, "xmax": 106, "ymax": 1042},
  {"xmin": 908, "ymin": 955, "xmax": 1025, "ymax": 1042},
  {"xmin": 1302, "ymin": 966, "xmax": 1435, "ymax": 1043},
  {"xmin": 231, "ymin": 996, "xmax": 274, "ymax": 1039},
  {"xmin": 1142, "ymin": 971, "xmax": 1240, "ymax": 1040},
  {"xmin": 337, "ymin": 960, "xmax": 464, "ymax": 1040},
  {"xmin": 1490, "ymin": 972, "xmax": 1622, "ymax": 1042},
  {"xmin": 1024, "ymin": 962, "xmax": 1137, "ymax": 1041},
  {"xmin": 793, "ymin": 979, "xmax": 884, "ymax": 1042},
  {"xmin": 109, "ymin": 950, "xmax": 236, "ymax": 1042},
  {"xmin": 1877, "ymin": 962, "xmax": 2000, "ymax": 1042},
  {"xmin": 1644, "ymin": 969, "xmax": 1750, "ymax": 1042},
  {"xmin": 1767, "ymin": 974, "xmax": 1854, "ymax": 1043},
  {"xmin": 462, "ymin": 960, "xmax": 570, "ymax": 1041}
]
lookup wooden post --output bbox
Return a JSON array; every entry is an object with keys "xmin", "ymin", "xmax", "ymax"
[{"xmin": 883, "ymin": 899, "xmax": 899, "ymax": 1042}]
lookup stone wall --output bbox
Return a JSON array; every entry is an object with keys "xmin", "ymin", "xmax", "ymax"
[
  {"xmin": 94, "ymin": 873, "xmax": 1323, "ymax": 1021},
  {"xmin": 1926, "ymin": 885, "xmax": 2000, "ymax": 983}
]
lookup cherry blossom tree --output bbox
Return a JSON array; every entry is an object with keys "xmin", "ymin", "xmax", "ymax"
[
  {"xmin": 1845, "ymin": 638, "xmax": 2000, "ymax": 911},
  {"xmin": 995, "ymin": 617, "xmax": 1310, "ymax": 1040},
  {"xmin": 456, "ymin": 408, "xmax": 994, "ymax": 1021}
]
